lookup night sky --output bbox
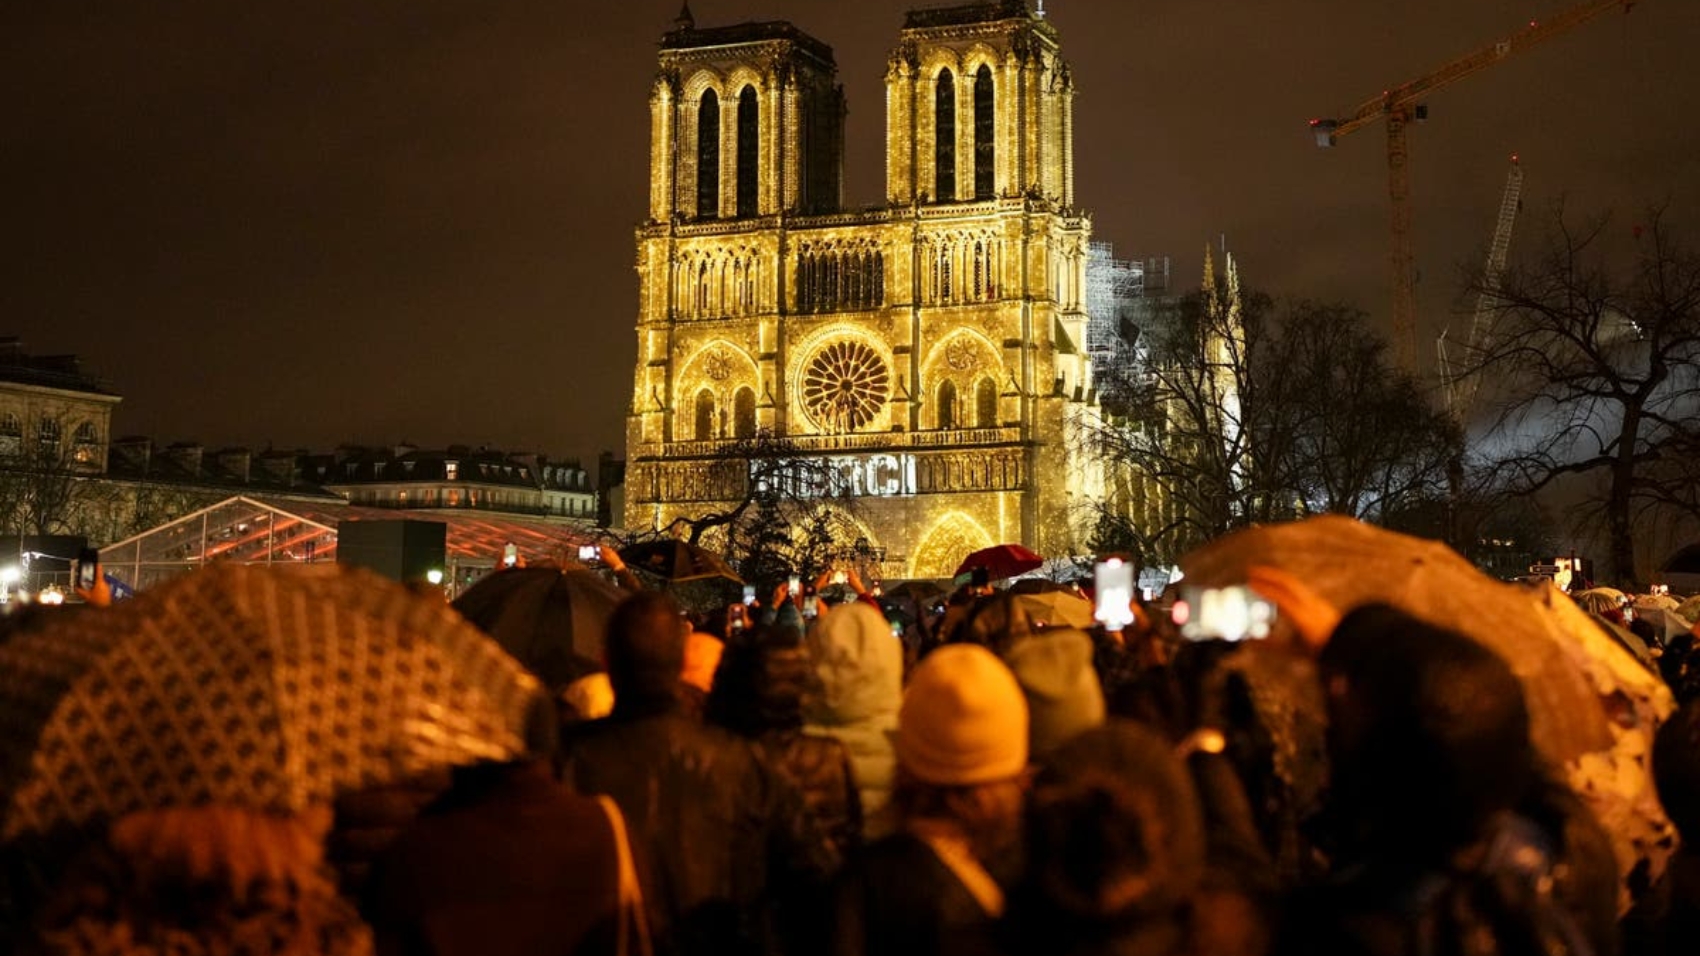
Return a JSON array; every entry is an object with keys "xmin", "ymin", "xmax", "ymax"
[{"xmin": 6, "ymin": 0, "xmax": 1696, "ymax": 466}]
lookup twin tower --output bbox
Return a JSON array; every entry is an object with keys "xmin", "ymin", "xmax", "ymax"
[{"xmin": 625, "ymin": 1, "xmax": 1105, "ymax": 578}]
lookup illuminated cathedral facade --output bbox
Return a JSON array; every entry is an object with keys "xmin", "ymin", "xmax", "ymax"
[{"xmin": 624, "ymin": 0, "xmax": 1105, "ymax": 578}]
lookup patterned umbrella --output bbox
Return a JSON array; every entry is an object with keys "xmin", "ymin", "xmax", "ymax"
[
  {"xmin": 1181, "ymin": 515, "xmax": 1675, "ymax": 892},
  {"xmin": 0, "ymin": 563, "xmax": 541, "ymax": 841}
]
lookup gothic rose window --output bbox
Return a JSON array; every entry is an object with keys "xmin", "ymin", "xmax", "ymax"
[{"xmin": 802, "ymin": 340, "xmax": 889, "ymax": 433}]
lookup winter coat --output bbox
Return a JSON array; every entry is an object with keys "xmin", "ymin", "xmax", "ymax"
[
  {"xmin": 1274, "ymin": 811, "xmax": 1598, "ymax": 956},
  {"xmin": 803, "ymin": 602, "xmax": 903, "ymax": 830},
  {"xmin": 709, "ymin": 637, "xmax": 864, "ymax": 861},
  {"xmin": 754, "ymin": 730, "xmax": 862, "ymax": 861},
  {"xmin": 365, "ymin": 760, "xmax": 623, "ymax": 956},
  {"xmin": 830, "ymin": 832, "xmax": 995, "ymax": 956},
  {"xmin": 560, "ymin": 705, "xmax": 840, "ymax": 956}
]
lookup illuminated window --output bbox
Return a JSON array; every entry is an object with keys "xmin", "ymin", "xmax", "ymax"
[
  {"xmin": 976, "ymin": 377, "xmax": 998, "ymax": 428},
  {"xmin": 734, "ymin": 387, "xmax": 756, "ymax": 438},
  {"xmin": 37, "ymin": 417, "xmax": 60, "ymax": 454},
  {"xmin": 445, "ymin": 460, "xmax": 459, "ymax": 481},
  {"xmin": 934, "ymin": 69, "xmax": 955, "ymax": 201},
  {"xmin": 71, "ymin": 422, "xmax": 98, "ymax": 464},
  {"xmin": 736, "ymin": 85, "xmax": 758, "ymax": 217},
  {"xmin": 973, "ymin": 65, "xmax": 994, "ymax": 199},
  {"xmin": 0, "ymin": 414, "xmax": 19, "ymax": 457},
  {"xmin": 697, "ymin": 89, "xmax": 720, "ymax": 218},
  {"xmin": 695, "ymin": 389, "xmax": 716, "ymax": 440}
]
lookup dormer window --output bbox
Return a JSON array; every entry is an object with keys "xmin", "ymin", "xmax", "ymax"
[{"xmin": 445, "ymin": 460, "xmax": 459, "ymax": 480}]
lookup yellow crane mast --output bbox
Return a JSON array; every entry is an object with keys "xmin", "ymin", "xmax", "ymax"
[{"xmin": 1310, "ymin": 0, "xmax": 1637, "ymax": 373}]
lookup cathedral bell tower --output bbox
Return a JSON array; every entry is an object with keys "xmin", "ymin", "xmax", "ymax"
[
  {"xmin": 884, "ymin": 0, "xmax": 1075, "ymax": 206},
  {"xmin": 647, "ymin": 12, "xmax": 846, "ymax": 222}
]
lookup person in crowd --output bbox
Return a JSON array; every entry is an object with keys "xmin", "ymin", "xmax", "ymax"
[
  {"xmin": 1274, "ymin": 601, "xmax": 1609, "ymax": 956},
  {"xmin": 365, "ymin": 757, "xmax": 640, "ymax": 956},
  {"xmin": 677, "ymin": 629, "xmax": 724, "ymax": 720},
  {"xmin": 1649, "ymin": 697, "xmax": 1700, "ymax": 953},
  {"xmin": 804, "ymin": 599, "xmax": 904, "ymax": 833},
  {"xmin": 831, "ymin": 644, "xmax": 1030, "ymax": 956},
  {"xmin": 994, "ymin": 720, "xmax": 1267, "ymax": 956},
  {"xmin": 1115, "ymin": 638, "xmax": 1312, "ymax": 891},
  {"xmin": 28, "ymin": 804, "xmax": 373, "ymax": 956},
  {"xmin": 1003, "ymin": 628, "xmax": 1106, "ymax": 760},
  {"xmin": 754, "ymin": 581, "xmax": 808, "ymax": 640},
  {"xmin": 956, "ymin": 591, "xmax": 1036, "ymax": 657},
  {"xmin": 560, "ymin": 591, "xmax": 839, "ymax": 956},
  {"xmin": 707, "ymin": 628, "xmax": 863, "ymax": 860},
  {"xmin": 598, "ymin": 545, "xmax": 646, "ymax": 594}
]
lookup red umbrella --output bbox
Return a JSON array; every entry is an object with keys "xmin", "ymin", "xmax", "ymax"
[{"xmin": 954, "ymin": 544, "xmax": 1044, "ymax": 581}]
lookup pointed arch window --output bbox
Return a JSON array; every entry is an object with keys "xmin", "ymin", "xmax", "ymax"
[
  {"xmin": 934, "ymin": 69, "xmax": 956, "ymax": 202},
  {"xmin": 694, "ymin": 389, "xmax": 716, "ymax": 440},
  {"xmin": 697, "ymin": 89, "xmax": 720, "ymax": 218},
  {"xmin": 975, "ymin": 377, "xmax": 998, "ymax": 428},
  {"xmin": 736, "ymin": 85, "xmax": 759, "ymax": 218},
  {"xmin": 937, "ymin": 380, "xmax": 958, "ymax": 430},
  {"xmin": 733, "ymin": 387, "xmax": 757, "ymax": 438},
  {"xmin": 973, "ymin": 65, "xmax": 995, "ymax": 199}
]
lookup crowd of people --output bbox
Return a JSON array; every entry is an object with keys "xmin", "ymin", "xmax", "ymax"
[{"xmin": 2, "ymin": 551, "xmax": 1699, "ymax": 956}]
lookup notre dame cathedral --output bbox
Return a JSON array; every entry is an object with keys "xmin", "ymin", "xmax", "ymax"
[{"xmin": 624, "ymin": 0, "xmax": 1106, "ymax": 578}]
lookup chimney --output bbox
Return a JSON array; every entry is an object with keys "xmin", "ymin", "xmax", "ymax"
[
  {"xmin": 111, "ymin": 436, "xmax": 153, "ymax": 472},
  {"xmin": 216, "ymin": 447, "xmax": 252, "ymax": 482},
  {"xmin": 165, "ymin": 442, "xmax": 203, "ymax": 476},
  {"xmin": 256, "ymin": 451, "xmax": 299, "ymax": 484}
]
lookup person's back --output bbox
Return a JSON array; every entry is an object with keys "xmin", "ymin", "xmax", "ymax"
[
  {"xmin": 561, "ymin": 592, "xmax": 837, "ymax": 956},
  {"xmin": 833, "ymin": 645, "xmax": 1029, "ymax": 956},
  {"xmin": 803, "ymin": 601, "xmax": 903, "ymax": 831},
  {"xmin": 366, "ymin": 759, "xmax": 626, "ymax": 956},
  {"xmin": 1277, "ymin": 604, "xmax": 1600, "ymax": 956},
  {"xmin": 709, "ymin": 633, "xmax": 863, "ymax": 860}
]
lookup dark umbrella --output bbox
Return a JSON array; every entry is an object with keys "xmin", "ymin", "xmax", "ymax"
[
  {"xmin": 880, "ymin": 579, "xmax": 949, "ymax": 623},
  {"xmin": 1008, "ymin": 578, "xmax": 1082, "ymax": 595},
  {"xmin": 618, "ymin": 540, "xmax": 743, "ymax": 585},
  {"xmin": 954, "ymin": 543, "xmax": 1044, "ymax": 581},
  {"xmin": 451, "ymin": 567, "xmax": 623, "ymax": 686}
]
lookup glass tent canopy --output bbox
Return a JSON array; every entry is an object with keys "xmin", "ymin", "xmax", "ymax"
[{"xmin": 99, "ymin": 495, "xmax": 597, "ymax": 594}]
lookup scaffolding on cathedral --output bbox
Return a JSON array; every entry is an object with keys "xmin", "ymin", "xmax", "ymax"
[{"xmin": 1086, "ymin": 242, "xmax": 1171, "ymax": 390}]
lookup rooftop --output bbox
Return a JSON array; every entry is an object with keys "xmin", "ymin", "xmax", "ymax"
[
  {"xmin": 0, "ymin": 339, "xmax": 117, "ymax": 396},
  {"xmin": 661, "ymin": 19, "xmax": 835, "ymax": 65},
  {"xmin": 904, "ymin": 0, "xmax": 1033, "ymax": 30}
]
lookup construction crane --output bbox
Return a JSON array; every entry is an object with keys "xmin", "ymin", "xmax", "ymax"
[
  {"xmin": 1438, "ymin": 155, "xmax": 1525, "ymax": 422},
  {"xmin": 1310, "ymin": 0, "xmax": 1636, "ymax": 373}
]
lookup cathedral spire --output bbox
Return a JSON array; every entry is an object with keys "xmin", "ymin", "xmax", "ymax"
[{"xmin": 673, "ymin": 2, "xmax": 695, "ymax": 32}]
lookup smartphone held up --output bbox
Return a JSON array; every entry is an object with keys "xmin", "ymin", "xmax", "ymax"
[
  {"xmin": 76, "ymin": 547, "xmax": 99, "ymax": 591},
  {"xmin": 1171, "ymin": 585, "xmax": 1276, "ymax": 642}
]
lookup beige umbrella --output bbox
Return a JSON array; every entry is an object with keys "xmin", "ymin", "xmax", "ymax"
[
  {"xmin": 1180, "ymin": 515, "xmax": 1675, "ymax": 894},
  {"xmin": 1632, "ymin": 593, "xmax": 1680, "ymax": 611},
  {"xmin": 1012, "ymin": 589, "xmax": 1096, "ymax": 630},
  {"xmin": 1575, "ymin": 587, "xmax": 1628, "ymax": 615},
  {"xmin": 0, "ymin": 562, "xmax": 542, "ymax": 841}
]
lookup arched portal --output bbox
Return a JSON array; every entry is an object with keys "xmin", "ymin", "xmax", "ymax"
[{"xmin": 908, "ymin": 511, "xmax": 995, "ymax": 579}]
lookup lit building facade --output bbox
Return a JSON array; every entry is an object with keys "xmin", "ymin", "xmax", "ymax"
[
  {"xmin": 624, "ymin": 1, "xmax": 1104, "ymax": 577},
  {"xmin": 0, "ymin": 343, "xmax": 120, "ymax": 474}
]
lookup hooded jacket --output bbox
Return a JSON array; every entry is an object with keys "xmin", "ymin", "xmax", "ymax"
[{"xmin": 803, "ymin": 601, "xmax": 904, "ymax": 831}]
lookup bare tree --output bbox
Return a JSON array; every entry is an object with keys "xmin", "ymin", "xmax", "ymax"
[
  {"xmin": 0, "ymin": 415, "xmax": 102, "ymax": 537},
  {"xmin": 1260, "ymin": 301, "xmax": 1458, "ymax": 521},
  {"xmin": 1464, "ymin": 206, "xmax": 1700, "ymax": 583},
  {"xmin": 1080, "ymin": 286, "xmax": 1454, "ymax": 565}
]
